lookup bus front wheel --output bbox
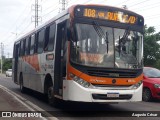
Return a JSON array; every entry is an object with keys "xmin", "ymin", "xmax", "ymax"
[{"xmin": 47, "ymin": 85, "xmax": 59, "ymax": 107}]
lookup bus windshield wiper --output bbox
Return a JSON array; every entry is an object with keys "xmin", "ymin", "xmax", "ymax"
[
  {"xmin": 118, "ymin": 27, "xmax": 130, "ymax": 56},
  {"xmin": 120, "ymin": 27, "xmax": 130, "ymax": 44},
  {"xmin": 93, "ymin": 21, "xmax": 109, "ymax": 53},
  {"xmin": 105, "ymin": 32, "xmax": 109, "ymax": 53}
]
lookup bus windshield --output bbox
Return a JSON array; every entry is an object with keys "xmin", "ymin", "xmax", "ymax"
[{"xmin": 70, "ymin": 23, "xmax": 143, "ymax": 69}]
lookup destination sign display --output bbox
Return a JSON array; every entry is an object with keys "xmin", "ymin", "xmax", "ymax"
[
  {"xmin": 74, "ymin": 6, "xmax": 144, "ymax": 25},
  {"xmin": 83, "ymin": 8, "xmax": 136, "ymax": 24}
]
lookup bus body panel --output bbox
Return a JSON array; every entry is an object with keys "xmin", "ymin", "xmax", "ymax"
[{"xmin": 19, "ymin": 51, "xmax": 55, "ymax": 93}]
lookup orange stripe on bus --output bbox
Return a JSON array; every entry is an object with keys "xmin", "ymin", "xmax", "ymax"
[
  {"xmin": 22, "ymin": 55, "xmax": 40, "ymax": 72},
  {"xmin": 67, "ymin": 63, "xmax": 143, "ymax": 85}
]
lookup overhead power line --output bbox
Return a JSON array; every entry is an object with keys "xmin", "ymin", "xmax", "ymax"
[
  {"xmin": 114, "ymin": 0, "xmax": 131, "ymax": 6},
  {"xmin": 42, "ymin": 6, "xmax": 59, "ymax": 18},
  {"xmin": 145, "ymin": 14, "xmax": 160, "ymax": 19},
  {"xmin": 1, "ymin": 0, "xmax": 32, "ymax": 42},
  {"xmin": 132, "ymin": 3, "xmax": 160, "ymax": 12},
  {"xmin": 128, "ymin": 0, "xmax": 151, "ymax": 8},
  {"xmin": 43, "ymin": 3, "xmax": 59, "ymax": 12},
  {"xmin": 83, "ymin": 0, "xmax": 93, "ymax": 4},
  {"xmin": 68, "ymin": 0, "xmax": 77, "ymax": 6}
]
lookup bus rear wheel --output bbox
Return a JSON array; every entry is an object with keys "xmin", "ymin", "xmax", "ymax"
[{"xmin": 19, "ymin": 75, "xmax": 26, "ymax": 93}]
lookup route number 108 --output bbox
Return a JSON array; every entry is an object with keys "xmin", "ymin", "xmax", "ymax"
[{"xmin": 84, "ymin": 8, "xmax": 96, "ymax": 18}]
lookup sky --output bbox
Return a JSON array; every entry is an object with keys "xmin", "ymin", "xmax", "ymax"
[{"xmin": 0, "ymin": 0, "xmax": 160, "ymax": 58}]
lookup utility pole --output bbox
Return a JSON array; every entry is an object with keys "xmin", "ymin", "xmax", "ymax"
[
  {"xmin": 62, "ymin": 0, "xmax": 66, "ymax": 11},
  {"xmin": 35, "ymin": 0, "xmax": 38, "ymax": 27},
  {"xmin": 0, "ymin": 43, "xmax": 4, "ymax": 74},
  {"xmin": 31, "ymin": 0, "xmax": 42, "ymax": 28},
  {"xmin": 59, "ymin": 0, "xmax": 68, "ymax": 13}
]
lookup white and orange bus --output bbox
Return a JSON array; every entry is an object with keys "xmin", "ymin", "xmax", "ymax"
[{"xmin": 12, "ymin": 4, "xmax": 144, "ymax": 106}]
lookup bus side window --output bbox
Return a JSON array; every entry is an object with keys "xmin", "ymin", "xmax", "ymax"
[
  {"xmin": 13, "ymin": 43, "xmax": 19, "ymax": 58},
  {"xmin": 13, "ymin": 44, "xmax": 15, "ymax": 58},
  {"xmin": 28, "ymin": 36, "xmax": 31, "ymax": 55},
  {"xmin": 37, "ymin": 29, "xmax": 45, "ymax": 53},
  {"xmin": 25, "ymin": 38, "xmax": 28, "ymax": 55},
  {"xmin": 23, "ymin": 39, "xmax": 26, "ymax": 56},
  {"xmin": 19, "ymin": 41, "xmax": 22, "ymax": 56},
  {"xmin": 34, "ymin": 33, "xmax": 38, "ymax": 54},
  {"xmin": 44, "ymin": 23, "xmax": 56, "ymax": 51},
  {"xmin": 20, "ymin": 39, "xmax": 25, "ymax": 56},
  {"xmin": 30, "ymin": 34, "xmax": 35, "ymax": 55},
  {"xmin": 25, "ymin": 36, "xmax": 30, "ymax": 55}
]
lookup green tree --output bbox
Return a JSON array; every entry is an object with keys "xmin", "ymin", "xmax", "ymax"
[
  {"xmin": 3, "ymin": 58, "xmax": 12, "ymax": 72},
  {"xmin": 144, "ymin": 25, "xmax": 160, "ymax": 69}
]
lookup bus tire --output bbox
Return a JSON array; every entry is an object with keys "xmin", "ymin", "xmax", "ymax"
[
  {"xmin": 47, "ymin": 84, "xmax": 59, "ymax": 107},
  {"xmin": 19, "ymin": 74, "xmax": 26, "ymax": 93}
]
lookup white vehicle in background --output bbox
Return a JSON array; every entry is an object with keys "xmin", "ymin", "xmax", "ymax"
[{"xmin": 6, "ymin": 69, "xmax": 12, "ymax": 77}]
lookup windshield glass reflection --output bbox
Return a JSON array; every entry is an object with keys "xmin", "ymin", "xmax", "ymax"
[
  {"xmin": 143, "ymin": 67, "xmax": 160, "ymax": 78},
  {"xmin": 70, "ymin": 23, "xmax": 143, "ymax": 69},
  {"xmin": 115, "ymin": 28, "xmax": 143, "ymax": 69}
]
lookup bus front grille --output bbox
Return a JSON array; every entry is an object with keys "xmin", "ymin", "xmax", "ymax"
[{"xmin": 87, "ymin": 69, "xmax": 140, "ymax": 78}]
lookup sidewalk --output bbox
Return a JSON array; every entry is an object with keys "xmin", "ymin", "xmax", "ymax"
[
  {"xmin": 0, "ymin": 86, "xmax": 28, "ymax": 111},
  {"xmin": 0, "ymin": 86, "xmax": 44, "ymax": 120},
  {"xmin": 0, "ymin": 85, "xmax": 57, "ymax": 120}
]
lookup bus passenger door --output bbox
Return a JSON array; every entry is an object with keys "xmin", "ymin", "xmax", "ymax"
[
  {"xmin": 13, "ymin": 43, "xmax": 20, "ymax": 83},
  {"xmin": 54, "ymin": 21, "xmax": 67, "ymax": 96}
]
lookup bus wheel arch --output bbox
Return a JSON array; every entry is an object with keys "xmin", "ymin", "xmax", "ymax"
[{"xmin": 44, "ymin": 74, "xmax": 53, "ymax": 94}]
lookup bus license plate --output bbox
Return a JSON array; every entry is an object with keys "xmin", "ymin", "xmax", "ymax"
[{"xmin": 107, "ymin": 93, "xmax": 119, "ymax": 98}]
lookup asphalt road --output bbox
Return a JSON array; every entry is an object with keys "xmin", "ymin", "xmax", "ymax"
[{"xmin": 0, "ymin": 74, "xmax": 160, "ymax": 120}]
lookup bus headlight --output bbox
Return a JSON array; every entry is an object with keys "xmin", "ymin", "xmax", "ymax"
[
  {"xmin": 154, "ymin": 84, "xmax": 160, "ymax": 88},
  {"xmin": 70, "ymin": 73, "xmax": 90, "ymax": 88},
  {"xmin": 131, "ymin": 80, "xmax": 142, "ymax": 89}
]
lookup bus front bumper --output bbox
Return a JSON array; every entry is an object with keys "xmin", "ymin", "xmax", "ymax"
[{"xmin": 63, "ymin": 80, "xmax": 142, "ymax": 103}]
